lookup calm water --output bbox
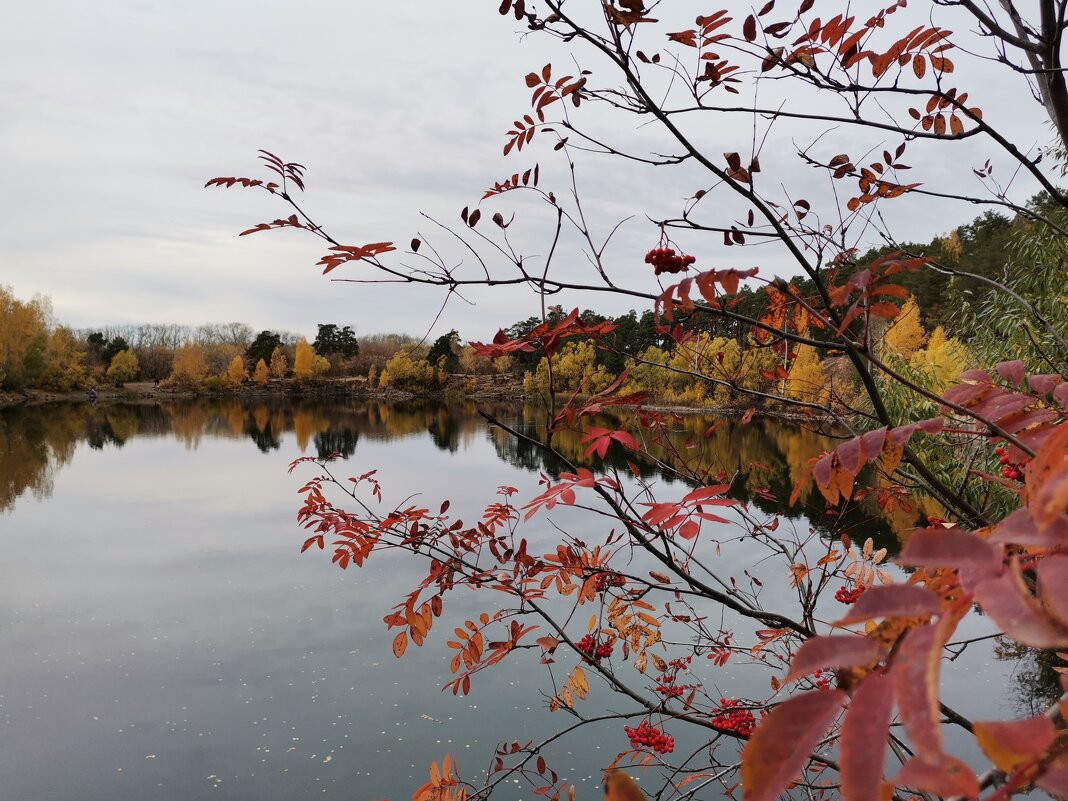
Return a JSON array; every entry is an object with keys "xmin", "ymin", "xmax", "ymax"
[{"xmin": 0, "ymin": 400, "xmax": 1038, "ymax": 800}]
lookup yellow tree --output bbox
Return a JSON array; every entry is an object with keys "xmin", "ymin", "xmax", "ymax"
[
  {"xmin": 912, "ymin": 326, "xmax": 969, "ymax": 392},
  {"xmin": 883, "ymin": 296, "xmax": 927, "ymax": 357},
  {"xmin": 107, "ymin": 349, "xmax": 139, "ymax": 385},
  {"xmin": 269, "ymin": 346, "xmax": 288, "ymax": 379},
  {"xmin": 253, "ymin": 358, "xmax": 269, "ymax": 385},
  {"xmin": 39, "ymin": 327, "xmax": 89, "ymax": 392},
  {"xmin": 294, "ymin": 338, "xmax": 314, "ymax": 381},
  {"xmin": 379, "ymin": 351, "xmax": 434, "ymax": 392},
  {"xmin": 223, "ymin": 355, "xmax": 246, "ymax": 391},
  {"xmin": 530, "ymin": 340, "xmax": 611, "ymax": 394},
  {"xmin": 168, "ymin": 341, "xmax": 208, "ymax": 390},
  {"xmin": 0, "ymin": 286, "xmax": 49, "ymax": 389},
  {"xmin": 786, "ymin": 344, "xmax": 828, "ymax": 404},
  {"xmin": 311, "ymin": 354, "xmax": 331, "ymax": 378}
]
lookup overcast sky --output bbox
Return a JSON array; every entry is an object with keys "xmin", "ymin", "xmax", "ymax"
[{"xmin": 2, "ymin": 2, "xmax": 1056, "ymax": 342}]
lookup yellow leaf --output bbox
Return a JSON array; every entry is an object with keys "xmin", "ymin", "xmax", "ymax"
[{"xmin": 570, "ymin": 667, "xmax": 590, "ymax": 699}]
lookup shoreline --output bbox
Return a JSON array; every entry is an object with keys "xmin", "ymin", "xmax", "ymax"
[{"xmin": 0, "ymin": 380, "xmax": 829, "ymax": 423}]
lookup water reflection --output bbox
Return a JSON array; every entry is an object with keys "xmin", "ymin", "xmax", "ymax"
[
  {"xmin": 0, "ymin": 399, "xmax": 1023, "ymax": 801},
  {"xmin": 1, "ymin": 399, "xmax": 932, "ymax": 543}
]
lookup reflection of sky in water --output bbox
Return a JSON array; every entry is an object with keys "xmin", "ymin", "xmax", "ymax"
[{"xmin": 0, "ymin": 402, "xmax": 1031, "ymax": 800}]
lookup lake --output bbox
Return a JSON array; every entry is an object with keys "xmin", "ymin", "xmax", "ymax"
[{"xmin": 0, "ymin": 399, "xmax": 1040, "ymax": 800}]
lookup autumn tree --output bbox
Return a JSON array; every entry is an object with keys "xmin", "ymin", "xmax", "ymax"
[
  {"xmin": 166, "ymin": 341, "xmax": 208, "ymax": 391},
  {"xmin": 785, "ymin": 344, "xmax": 828, "ymax": 404},
  {"xmin": 883, "ymin": 296, "xmax": 928, "ymax": 356},
  {"xmin": 311, "ymin": 353, "xmax": 330, "ymax": 379},
  {"xmin": 209, "ymin": 3, "xmax": 1068, "ymax": 800},
  {"xmin": 253, "ymin": 358, "xmax": 269, "ymax": 386},
  {"xmin": 0, "ymin": 286, "xmax": 48, "ymax": 389},
  {"xmin": 106, "ymin": 349, "xmax": 139, "ymax": 385},
  {"xmin": 223, "ymin": 354, "xmax": 246, "ymax": 391},
  {"xmin": 268, "ymin": 345, "xmax": 288, "ymax": 380},
  {"xmin": 379, "ymin": 351, "xmax": 435, "ymax": 393},
  {"xmin": 38, "ymin": 327, "xmax": 90, "ymax": 392},
  {"xmin": 293, "ymin": 338, "xmax": 314, "ymax": 381}
]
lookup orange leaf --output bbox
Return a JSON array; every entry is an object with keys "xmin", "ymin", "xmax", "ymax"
[
  {"xmin": 974, "ymin": 716, "xmax": 1056, "ymax": 774},
  {"xmin": 393, "ymin": 631, "xmax": 409, "ymax": 658}
]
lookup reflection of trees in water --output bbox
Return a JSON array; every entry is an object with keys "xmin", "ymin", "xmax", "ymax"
[
  {"xmin": 0, "ymin": 399, "xmax": 932, "ymax": 541},
  {"xmin": 1, "ymin": 407, "xmax": 61, "ymax": 511},
  {"xmin": 994, "ymin": 640, "xmax": 1066, "ymax": 717},
  {"xmin": 315, "ymin": 429, "xmax": 359, "ymax": 459},
  {"xmin": 484, "ymin": 406, "xmax": 909, "ymax": 546}
]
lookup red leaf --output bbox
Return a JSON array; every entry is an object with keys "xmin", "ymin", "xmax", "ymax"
[
  {"xmin": 741, "ymin": 690, "xmax": 846, "ymax": 801},
  {"xmin": 973, "ymin": 564, "xmax": 1068, "ymax": 648},
  {"xmin": 896, "ymin": 754, "xmax": 979, "ymax": 798},
  {"xmin": 841, "ymin": 674, "xmax": 895, "ymax": 801},
  {"xmin": 996, "ymin": 359, "xmax": 1026, "ymax": 386},
  {"xmin": 683, "ymin": 484, "xmax": 733, "ymax": 503},
  {"xmin": 989, "ymin": 508, "xmax": 1068, "ymax": 547},
  {"xmin": 893, "ymin": 624, "xmax": 943, "ymax": 756},
  {"xmin": 743, "ymin": 15, "xmax": 757, "ymax": 41},
  {"xmin": 1037, "ymin": 754, "xmax": 1068, "ymax": 797},
  {"xmin": 1037, "ymin": 555, "xmax": 1068, "ymax": 627},
  {"xmin": 896, "ymin": 528, "xmax": 1002, "ymax": 576},
  {"xmin": 786, "ymin": 636, "xmax": 882, "ymax": 682},
  {"xmin": 834, "ymin": 585, "xmax": 942, "ymax": 625}
]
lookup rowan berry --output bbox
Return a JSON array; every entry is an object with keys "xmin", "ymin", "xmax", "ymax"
[
  {"xmin": 624, "ymin": 721, "xmax": 674, "ymax": 753},
  {"xmin": 594, "ymin": 572, "xmax": 626, "ymax": 592},
  {"xmin": 645, "ymin": 246, "xmax": 695, "ymax": 275},
  {"xmin": 835, "ymin": 585, "xmax": 865, "ymax": 604},
  {"xmin": 710, "ymin": 699, "xmax": 756, "ymax": 736},
  {"xmin": 576, "ymin": 634, "xmax": 613, "ymax": 664}
]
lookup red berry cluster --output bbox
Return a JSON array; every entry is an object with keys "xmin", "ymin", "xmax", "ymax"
[
  {"xmin": 655, "ymin": 683, "xmax": 686, "ymax": 698},
  {"xmin": 995, "ymin": 447, "xmax": 1025, "ymax": 482},
  {"xmin": 595, "ymin": 572, "xmax": 626, "ymax": 592},
  {"xmin": 624, "ymin": 721, "xmax": 674, "ymax": 753},
  {"xmin": 813, "ymin": 670, "xmax": 833, "ymax": 691},
  {"xmin": 645, "ymin": 247, "xmax": 695, "ymax": 275},
  {"xmin": 710, "ymin": 699, "xmax": 756, "ymax": 737},
  {"xmin": 926, "ymin": 515, "xmax": 945, "ymax": 527},
  {"xmin": 835, "ymin": 585, "xmax": 866, "ymax": 604},
  {"xmin": 576, "ymin": 634, "xmax": 613, "ymax": 664},
  {"xmin": 655, "ymin": 655, "xmax": 692, "ymax": 697}
]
